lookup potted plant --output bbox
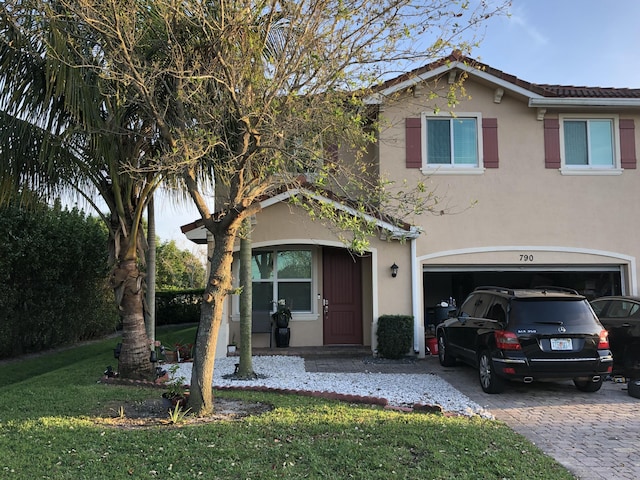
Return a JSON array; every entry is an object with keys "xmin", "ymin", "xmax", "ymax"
[
  {"xmin": 159, "ymin": 344, "xmax": 178, "ymax": 363},
  {"xmin": 174, "ymin": 342, "xmax": 193, "ymax": 362},
  {"xmin": 272, "ymin": 299, "xmax": 291, "ymax": 327},
  {"xmin": 272, "ymin": 299, "xmax": 292, "ymax": 347},
  {"xmin": 227, "ymin": 334, "xmax": 237, "ymax": 355}
]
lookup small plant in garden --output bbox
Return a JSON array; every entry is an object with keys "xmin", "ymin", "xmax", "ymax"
[
  {"xmin": 118, "ymin": 405, "xmax": 126, "ymax": 419},
  {"xmin": 163, "ymin": 364, "xmax": 189, "ymax": 401},
  {"xmin": 165, "ymin": 404, "xmax": 192, "ymax": 424}
]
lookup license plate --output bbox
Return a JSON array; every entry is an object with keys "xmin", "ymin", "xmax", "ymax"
[{"xmin": 550, "ymin": 338, "xmax": 573, "ymax": 351}]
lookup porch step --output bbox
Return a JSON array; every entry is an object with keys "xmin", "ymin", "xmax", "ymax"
[{"xmin": 251, "ymin": 346, "xmax": 371, "ymax": 359}]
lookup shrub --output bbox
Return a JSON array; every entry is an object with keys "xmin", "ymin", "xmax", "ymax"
[
  {"xmin": 0, "ymin": 201, "xmax": 117, "ymax": 358},
  {"xmin": 155, "ymin": 289, "xmax": 204, "ymax": 325},
  {"xmin": 377, "ymin": 315, "xmax": 413, "ymax": 359}
]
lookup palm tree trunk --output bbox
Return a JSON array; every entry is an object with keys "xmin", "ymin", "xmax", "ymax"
[{"xmin": 113, "ymin": 259, "xmax": 155, "ymax": 380}]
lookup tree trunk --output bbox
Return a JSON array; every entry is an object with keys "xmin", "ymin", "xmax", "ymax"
[
  {"xmin": 114, "ymin": 259, "xmax": 154, "ymax": 380},
  {"xmin": 189, "ymin": 226, "xmax": 238, "ymax": 415},
  {"xmin": 238, "ymin": 217, "xmax": 254, "ymax": 378},
  {"xmin": 145, "ymin": 195, "xmax": 157, "ymax": 349}
]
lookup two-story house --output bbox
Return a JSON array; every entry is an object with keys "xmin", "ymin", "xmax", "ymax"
[{"xmin": 182, "ymin": 53, "xmax": 640, "ymax": 358}]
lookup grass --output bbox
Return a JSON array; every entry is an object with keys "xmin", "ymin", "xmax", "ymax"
[{"xmin": 0, "ymin": 326, "xmax": 575, "ymax": 480}]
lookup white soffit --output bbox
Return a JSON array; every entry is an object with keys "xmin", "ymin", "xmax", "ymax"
[
  {"xmin": 366, "ymin": 61, "xmax": 543, "ymax": 104},
  {"xmin": 529, "ymin": 97, "xmax": 640, "ymax": 108},
  {"xmin": 261, "ymin": 188, "xmax": 420, "ymax": 239}
]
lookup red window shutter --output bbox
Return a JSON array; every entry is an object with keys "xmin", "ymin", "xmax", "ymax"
[
  {"xmin": 544, "ymin": 119, "xmax": 561, "ymax": 168},
  {"xmin": 619, "ymin": 119, "xmax": 637, "ymax": 169},
  {"xmin": 482, "ymin": 118, "xmax": 499, "ymax": 168},
  {"xmin": 405, "ymin": 118, "xmax": 422, "ymax": 169}
]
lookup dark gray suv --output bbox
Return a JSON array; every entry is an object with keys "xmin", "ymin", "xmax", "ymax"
[
  {"xmin": 436, "ymin": 286, "xmax": 613, "ymax": 393},
  {"xmin": 590, "ymin": 296, "xmax": 640, "ymax": 380}
]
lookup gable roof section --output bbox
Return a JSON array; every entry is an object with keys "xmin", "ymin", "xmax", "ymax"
[
  {"xmin": 181, "ymin": 183, "xmax": 421, "ymax": 244},
  {"xmin": 263, "ymin": 184, "xmax": 420, "ymax": 238},
  {"xmin": 368, "ymin": 51, "xmax": 640, "ymax": 108}
]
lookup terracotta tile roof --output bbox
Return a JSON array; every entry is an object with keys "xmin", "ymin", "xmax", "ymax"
[
  {"xmin": 379, "ymin": 51, "xmax": 640, "ymax": 99},
  {"xmin": 535, "ymin": 85, "xmax": 640, "ymax": 98}
]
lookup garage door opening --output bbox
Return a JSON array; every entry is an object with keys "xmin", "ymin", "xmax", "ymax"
[{"xmin": 423, "ymin": 268, "xmax": 621, "ymax": 328}]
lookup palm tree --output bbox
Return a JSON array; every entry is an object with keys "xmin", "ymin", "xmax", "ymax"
[{"xmin": 0, "ymin": 2, "xmax": 161, "ymax": 379}]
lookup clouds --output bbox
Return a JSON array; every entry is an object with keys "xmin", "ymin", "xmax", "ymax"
[
  {"xmin": 473, "ymin": 0, "xmax": 640, "ymax": 87},
  {"xmin": 508, "ymin": 5, "xmax": 549, "ymax": 48}
]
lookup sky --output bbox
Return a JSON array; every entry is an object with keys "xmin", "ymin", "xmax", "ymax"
[
  {"xmin": 473, "ymin": 0, "xmax": 640, "ymax": 88},
  {"xmin": 154, "ymin": 0, "xmax": 640, "ymax": 251}
]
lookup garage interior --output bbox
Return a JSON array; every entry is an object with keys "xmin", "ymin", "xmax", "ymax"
[{"xmin": 423, "ymin": 267, "xmax": 622, "ymax": 328}]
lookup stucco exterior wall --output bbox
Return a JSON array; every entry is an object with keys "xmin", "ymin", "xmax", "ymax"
[
  {"xmin": 378, "ymin": 78, "xmax": 640, "ymax": 296},
  {"xmin": 190, "ymin": 63, "xmax": 640, "ymax": 357},
  {"xmin": 224, "ymin": 202, "xmax": 412, "ymax": 349}
]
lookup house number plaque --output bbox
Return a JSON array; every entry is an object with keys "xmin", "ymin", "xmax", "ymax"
[{"xmin": 519, "ymin": 254, "xmax": 534, "ymax": 262}]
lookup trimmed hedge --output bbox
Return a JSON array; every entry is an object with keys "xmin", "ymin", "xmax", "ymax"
[
  {"xmin": 155, "ymin": 289, "xmax": 204, "ymax": 325},
  {"xmin": 0, "ymin": 202, "xmax": 117, "ymax": 359},
  {"xmin": 377, "ymin": 315, "xmax": 413, "ymax": 359}
]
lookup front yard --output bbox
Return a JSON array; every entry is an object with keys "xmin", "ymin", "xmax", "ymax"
[{"xmin": 0, "ymin": 326, "xmax": 574, "ymax": 479}]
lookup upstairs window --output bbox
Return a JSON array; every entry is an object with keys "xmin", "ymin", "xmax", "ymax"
[
  {"xmin": 406, "ymin": 115, "xmax": 496, "ymax": 172},
  {"xmin": 426, "ymin": 117, "xmax": 479, "ymax": 167},
  {"xmin": 546, "ymin": 116, "xmax": 635, "ymax": 173},
  {"xmin": 563, "ymin": 119, "xmax": 614, "ymax": 167}
]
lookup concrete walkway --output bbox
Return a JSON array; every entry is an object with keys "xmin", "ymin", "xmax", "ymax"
[{"xmin": 302, "ymin": 352, "xmax": 640, "ymax": 480}]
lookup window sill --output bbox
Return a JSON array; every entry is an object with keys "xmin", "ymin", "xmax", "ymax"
[
  {"xmin": 230, "ymin": 313, "xmax": 319, "ymax": 322},
  {"xmin": 559, "ymin": 168, "xmax": 623, "ymax": 176},
  {"xmin": 421, "ymin": 167, "xmax": 485, "ymax": 175}
]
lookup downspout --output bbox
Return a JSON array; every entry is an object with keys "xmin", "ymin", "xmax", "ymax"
[
  {"xmin": 411, "ymin": 237, "xmax": 425, "ymax": 358},
  {"xmin": 371, "ymin": 249, "xmax": 379, "ymax": 356}
]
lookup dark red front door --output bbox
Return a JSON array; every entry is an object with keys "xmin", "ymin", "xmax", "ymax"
[{"xmin": 322, "ymin": 247, "xmax": 362, "ymax": 345}]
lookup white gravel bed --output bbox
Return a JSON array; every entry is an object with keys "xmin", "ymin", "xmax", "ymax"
[{"xmin": 169, "ymin": 356, "xmax": 492, "ymax": 418}]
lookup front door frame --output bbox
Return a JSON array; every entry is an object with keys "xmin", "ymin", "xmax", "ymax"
[{"xmin": 322, "ymin": 247, "xmax": 363, "ymax": 345}]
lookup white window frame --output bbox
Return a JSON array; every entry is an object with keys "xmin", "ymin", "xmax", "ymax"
[
  {"xmin": 231, "ymin": 246, "xmax": 319, "ymax": 321},
  {"xmin": 559, "ymin": 114, "xmax": 623, "ymax": 176},
  {"xmin": 290, "ymin": 137, "xmax": 325, "ymax": 179},
  {"xmin": 421, "ymin": 112, "xmax": 485, "ymax": 175}
]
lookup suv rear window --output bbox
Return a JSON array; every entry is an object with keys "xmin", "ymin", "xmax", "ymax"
[{"xmin": 509, "ymin": 299, "xmax": 597, "ymax": 327}]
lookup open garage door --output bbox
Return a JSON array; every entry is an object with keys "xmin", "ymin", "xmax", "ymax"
[{"xmin": 423, "ymin": 265, "xmax": 622, "ymax": 328}]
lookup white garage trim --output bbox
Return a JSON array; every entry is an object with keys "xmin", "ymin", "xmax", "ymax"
[
  {"xmin": 424, "ymin": 265, "xmax": 621, "ymax": 272},
  {"xmin": 417, "ymin": 246, "xmax": 637, "ymax": 295}
]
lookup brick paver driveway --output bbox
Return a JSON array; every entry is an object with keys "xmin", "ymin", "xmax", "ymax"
[
  {"xmin": 302, "ymin": 349, "xmax": 639, "ymax": 479},
  {"xmin": 434, "ymin": 358, "xmax": 640, "ymax": 480}
]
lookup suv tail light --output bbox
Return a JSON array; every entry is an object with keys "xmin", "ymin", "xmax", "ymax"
[
  {"xmin": 495, "ymin": 330, "xmax": 521, "ymax": 350},
  {"xmin": 597, "ymin": 329, "xmax": 610, "ymax": 350}
]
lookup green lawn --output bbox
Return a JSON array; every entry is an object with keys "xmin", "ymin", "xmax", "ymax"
[{"xmin": 0, "ymin": 326, "xmax": 575, "ymax": 479}]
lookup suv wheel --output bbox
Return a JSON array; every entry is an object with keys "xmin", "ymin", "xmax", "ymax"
[
  {"xmin": 437, "ymin": 332, "xmax": 456, "ymax": 367},
  {"xmin": 573, "ymin": 377, "xmax": 604, "ymax": 392},
  {"xmin": 628, "ymin": 378, "xmax": 640, "ymax": 399},
  {"xmin": 478, "ymin": 350, "xmax": 504, "ymax": 394}
]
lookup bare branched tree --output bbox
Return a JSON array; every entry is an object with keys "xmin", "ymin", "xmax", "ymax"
[{"xmin": 0, "ymin": 0, "xmax": 509, "ymax": 413}]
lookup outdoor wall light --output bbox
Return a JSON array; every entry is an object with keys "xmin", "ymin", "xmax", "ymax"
[{"xmin": 391, "ymin": 262, "xmax": 399, "ymax": 278}]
